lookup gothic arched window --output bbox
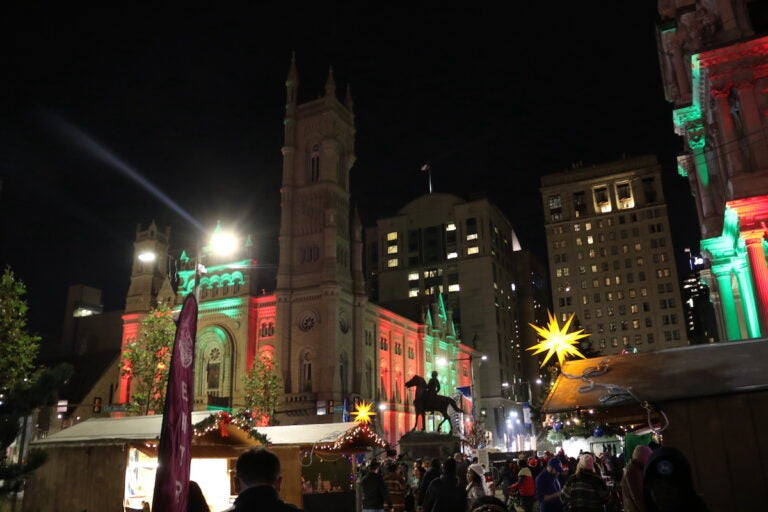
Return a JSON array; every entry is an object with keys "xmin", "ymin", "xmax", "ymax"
[
  {"xmin": 300, "ymin": 351, "xmax": 312, "ymax": 393},
  {"xmin": 309, "ymin": 144, "xmax": 320, "ymax": 183}
]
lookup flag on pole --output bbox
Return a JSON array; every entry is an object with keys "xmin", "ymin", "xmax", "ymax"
[
  {"xmin": 456, "ymin": 386, "xmax": 473, "ymax": 400},
  {"xmin": 152, "ymin": 294, "xmax": 198, "ymax": 512}
]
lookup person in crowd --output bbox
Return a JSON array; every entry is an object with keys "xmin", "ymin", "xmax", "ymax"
[
  {"xmin": 422, "ymin": 457, "xmax": 468, "ymax": 512},
  {"xmin": 528, "ymin": 456, "xmax": 542, "ymax": 479},
  {"xmin": 454, "ymin": 452, "xmax": 469, "ymax": 485},
  {"xmin": 360, "ymin": 460, "xmax": 393, "ymax": 512},
  {"xmin": 509, "ymin": 467, "xmax": 535, "ymax": 512},
  {"xmin": 561, "ymin": 452, "xmax": 610, "ymax": 512},
  {"xmin": 384, "ymin": 462, "xmax": 408, "ymax": 512},
  {"xmin": 466, "ymin": 463, "xmax": 489, "ymax": 502},
  {"xmin": 187, "ymin": 480, "xmax": 210, "ymax": 512},
  {"xmin": 499, "ymin": 459, "xmax": 518, "ymax": 504},
  {"xmin": 227, "ymin": 448, "xmax": 301, "ymax": 512},
  {"xmin": 643, "ymin": 446, "xmax": 710, "ymax": 512},
  {"xmin": 621, "ymin": 445, "xmax": 652, "ymax": 512},
  {"xmin": 535, "ymin": 458, "xmax": 564, "ymax": 512},
  {"xmin": 417, "ymin": 457, "xmax": 441, "ymax": 510}
]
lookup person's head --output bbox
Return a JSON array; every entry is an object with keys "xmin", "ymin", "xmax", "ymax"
[
  {"xmin": 517, "ymin": 467, "xmax": 532, "ymax": 479},
  {"xmin": 454, "ymin": 452, "xmax": 463, "ymax": 463},
  {"xmin": 431, "ymin": 370, "xmax": 438, "ymax": 378},
  {"xmin": 467, "ymin": 463, "xmax": 484, "ymax": 484},
  {"xmin": 187, "ymin": 480, "xmax": 210, "ymax": 512},
  {"xmin": 546, "ymin": 458, "xmax": 563, "ymax": 475},
  {"xmin": 644, "ymin": 447, "xmax": 705, "ymax": 512},
  {"xmin": 236, "ymin": 448, "xmax": 282, "ymax": 492},
  {"xmin": 369, "ymin": 459, "xmax": 381, "ymax": 473},
  {"xmin": 431, "ymin": 458, "xmax": 441, "ymax": 471},
  {"xmin": 632, "ymin": 444, "xmax": 653, "ymax": 465},
  {"xmin": 576, "ymin": 453, "xmax": 596, "ymax": 473},
  {"xmin": 442, "ymin": 456, "xmax": 457, "ymax": 475}
]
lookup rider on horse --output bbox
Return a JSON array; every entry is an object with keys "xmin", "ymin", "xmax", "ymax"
[{"xmin": 426, "ymin": 371, "xmax": 440, "ymax": 404}]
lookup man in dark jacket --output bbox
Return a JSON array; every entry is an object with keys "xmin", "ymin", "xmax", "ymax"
[
  {"xmin": 422, "ymin": 457, "xmax": 468, "ymax": 512},
  {"xmin": 228, "ymin": 448, "xmax": 301, "ymax": 511},
  {"xmin": 360, "ymin": 460, "xmax": 393, "ymax": 512},
  {"xmin": 417, "ymin": 458, "xmax": 442, "ymax": 508}
]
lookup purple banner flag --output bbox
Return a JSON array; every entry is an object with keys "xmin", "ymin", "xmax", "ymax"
[{"xmin": 152, "ymin": 294, "xmax": 198, "ymax": 512}]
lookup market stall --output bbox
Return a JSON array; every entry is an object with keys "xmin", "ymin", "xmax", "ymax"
[
  {"xmin": 24, "ymin": 411, "xmax": 386, "ymax": 512},
  {"xmin": 540, "ymin": 340, "xmax": 768, "ymax": 512}
]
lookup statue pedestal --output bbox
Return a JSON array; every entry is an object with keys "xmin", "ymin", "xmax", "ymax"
[{"xmin": 398, "ymin": 431, "xmax": 461, "ymax": 461}]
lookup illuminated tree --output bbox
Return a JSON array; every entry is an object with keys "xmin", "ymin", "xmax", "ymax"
[
  {"xmin": 242, "ymin": 351, "xmax": 281, "ymax": 426},
  {"xmin": 0, "ymin": 267, "xmax": 41, "ymax": 391},
  {"xmin": 120, "ymin": 304, "xmax": 176, "ymax": 415}
]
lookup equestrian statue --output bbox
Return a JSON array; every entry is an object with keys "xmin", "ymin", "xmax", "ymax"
[{"xmin": 405, "ymin": 372, "xmax": 463, "ymax": 435}]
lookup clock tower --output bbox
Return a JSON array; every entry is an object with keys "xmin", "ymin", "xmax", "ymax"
[{"xmin": 274, "ymin": 56, "xmax": 362, "ymax": 417}]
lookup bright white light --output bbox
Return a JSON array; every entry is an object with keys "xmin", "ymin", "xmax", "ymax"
[
  {"xmin": 535, "ymin": 378, "xmax": 542, "ymax": 385},
  {"xmin": 378, "ymin": 403, "xmax": 387, "ymax": 411},
  {"xmin": 138, "ymin": 251, "xmax": 156, "ymax": 263},
  {"xmin": 501, "ymin": 382, "xmax": 510, "ymax": 388},
  {"xmin": 210, "ymin": 231, "xmax": 238, "ymax": 256},
  {"xmin": 480, "ymin": 355, "xmax": 488, "ymax": 361},
  {"xmin": 436, "ymin": 357, "xmax": 448, "ymax": 367}
]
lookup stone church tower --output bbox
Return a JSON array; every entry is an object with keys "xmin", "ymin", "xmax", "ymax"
[{"xmin": 274, "ymin": 56, "xmax": 367, "ymax": 416}]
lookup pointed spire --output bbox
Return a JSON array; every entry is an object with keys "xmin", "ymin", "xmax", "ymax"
[
  {"xmin": 345, "ymin": 84, "xmax": 354, "ymax": 111},
  {"xmin": 324, "ymin": 66, "xmax": 336, "ymax": 98},
  {"xmin": 286, "ymin": 52, "xmax": 298, "ymax": 106}
]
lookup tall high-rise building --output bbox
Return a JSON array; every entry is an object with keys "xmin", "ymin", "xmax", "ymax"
[
  {"xmin": 656, "ymin": 0, "xmax": 768, "ymax": 340},
  {"xmin": 681, "ymin": 248, "xmax": 719, "ymax": 344},
  {"xmin": 365, "ymin": 193, "xmax": 549, "ymax": 444},
  {"xmin": 541, "ymin": 156, "xmax": 688, "ymax": 353}
]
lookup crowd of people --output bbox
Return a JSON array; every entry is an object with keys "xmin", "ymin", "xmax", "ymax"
[{"xmin": 357, "ymin": 444, "xmax": 709, "ymax": 512}]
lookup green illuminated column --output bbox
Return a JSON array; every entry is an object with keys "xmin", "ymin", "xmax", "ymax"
[
  {"xmin": 712, "ymin": 263, "xmax": 743, "ymax": 341},
  {"xmin": 742, "ymin": 231, "xmax": 768, "ymax": 335},
  {"xmin": 733, "ymin": 258, "xmax": 761, "ymax": 338}
]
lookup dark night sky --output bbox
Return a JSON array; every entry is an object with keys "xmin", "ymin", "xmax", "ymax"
[{"xmin": 0, "ymin": 3, "xmax": 700, "ymax": 341}]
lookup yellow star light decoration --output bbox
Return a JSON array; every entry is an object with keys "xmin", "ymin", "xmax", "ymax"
[
  {"xmin": 351, "ymin": 401, "xmax": 376, "ymax": 423},
  {"xmin": 528, "ymin": 311, "xmax": 588, "ymax": 367}
]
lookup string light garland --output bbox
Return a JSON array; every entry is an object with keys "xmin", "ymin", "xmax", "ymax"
[{"xmin": 192, "ymin": 410, "xmax": 270, "ymax": 445}]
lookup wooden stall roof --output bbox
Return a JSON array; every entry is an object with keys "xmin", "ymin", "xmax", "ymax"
[
  {"xmin": 542, "ymin": 339, "xmax": 768, "ymax": 414},
  {"xmin": 32, "ymin": 412, "xmax": 385, "ymax": 455}
]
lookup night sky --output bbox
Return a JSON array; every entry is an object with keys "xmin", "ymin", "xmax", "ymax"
[{"xmin": 1, "ymin": 4, "xmax": 700, "ymax": 341}]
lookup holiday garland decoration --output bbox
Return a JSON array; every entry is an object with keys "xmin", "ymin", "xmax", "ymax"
[{"xmin": 192, "ymin": 410, "xmax": 270, "ymax": 446}]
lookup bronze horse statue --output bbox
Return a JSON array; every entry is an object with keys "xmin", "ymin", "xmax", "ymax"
[{"xmin": 405, "ymin": 375, "xmax": 462, "ymax": 434}]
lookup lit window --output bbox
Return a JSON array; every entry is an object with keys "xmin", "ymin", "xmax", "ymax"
[
  {"xmin": 448, "ymin": 284, "xmax": 460, "ymax": 292},
  {"xmin": 585, "ymin": 222, "xmax": 592, "ymax": 231},
  {"xmin": 467, "ymin": 246, "xmax": 479, "ymax": 255},
  {"xmin": 387, "ymin": 258, "xmax": 398, "ymax": 268},
  {"xmin": 466, "ymin": 233, "xmax": 478, "ymax": 241},
  {"xmin": 408, "ymin": 288, "xmax": 419, "ymax": 297},
  {"xmin": 387, "ymin": 245, "xmax": 398, "ymax": 254},
  {"xmin": 446, "ymin": 223, "xmax": 456, "ymax": 231},
  {"xmin": 447, "ymin": 252, "xmax": 458, "ymax": 259},
  {"xmin": 387, "ymin": 232, "xmax": 398, "ymax": 241},
  {"xmin": 593, "ymin": 186, "xmax": 612, "ymax": 213},
  {"xmin": 587, "ymin": 236, "xmax": 594, "ymax": 244}
]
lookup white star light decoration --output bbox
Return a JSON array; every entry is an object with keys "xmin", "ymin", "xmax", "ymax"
[{"xmin": 528, "ymin": 311, "xmax": 588, "ymax": 367}]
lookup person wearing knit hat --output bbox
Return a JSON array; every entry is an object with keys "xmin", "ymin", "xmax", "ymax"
[
  {"xmin": 535, "ymin": 457, "xmax": 564, "ymax": 512},
  {"xmin": 466, "ymin": 463, "xmax": 489, "ymax": 503},
  {"xmin": 561, "ymin": 453, "xmax": 609, "ymax": 512},
  {"xmin": 509, "ymin": 467, "xmax": 535, "ymax": 512}
]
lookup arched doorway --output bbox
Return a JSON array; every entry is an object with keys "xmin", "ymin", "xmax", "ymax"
[{"xmin": 195, "ymin": 326, "xmax": 235, "ymax": 410}]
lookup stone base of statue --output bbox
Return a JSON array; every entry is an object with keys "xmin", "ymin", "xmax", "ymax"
[{"xmin": 398, "ymin": 430, "xmax": 461, "ymax": 461}]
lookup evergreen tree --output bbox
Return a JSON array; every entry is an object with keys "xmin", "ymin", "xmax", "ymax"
[
  {"xmin": 120, "ymin": 303, "xmax": 176, "ymax": 415},
  {"xmin": 242, "ymin": 351, "xmax": 281, "ymax": 426},
  {"xmin": 0, "ymin": 267, "xmax": 41, "ymax": 391}
]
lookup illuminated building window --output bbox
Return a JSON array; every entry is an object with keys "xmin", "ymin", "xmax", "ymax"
[
  {"xmin": 593, "ymin": 186, "xmax": 612, "ymax": 213},
  {"xmin": 408, "ymin": 288, "xmax": 419, "ymax": 297},
  {"xmin": 408, "ymin": 272, "xmax": 419, "ymax": 281},
  {"xmin": 574, "ymin": 223, "xmax": 581, "ymax": 232},
  {"xmin": 387, "ymin": 232, "xmax": 398, "ymax": 241},
  {"xmin": 446, "ymin": 223, "xmax": 456, "ymax": 231},
  {"xmin": 447, "ymin": 252, "xmax": 458, "ymax": 259},
  {"xmin": 448, "ymin": 283, "xmax": 460, "ymax": 292},
  {"xmin": 467, "ymin": 246, "xmax": 479, "ymax": 255},
  {"xmin": 466, "ymin": 233, "xmax": 478, "ymax": 241},
  {"xmin": 587, "ymin": 236, "xmax": 594, "ymax": 244},
  {"xmin": 387, "ymin": 258, "xmax": 398, "ymax": 268},
  {"xmin": 573, "ymin": 191, "xmax": 586, "ymax": 218},
  {"xmin": 585, "ymin": 222, "xmax": 592, "ymax": 231},
  {"xmin": 387, "ymin": 245, "xmax": 398, "ymax": 254},
  {"xmin": 632, "ymin": 319, "xmax": 640, "ymax": 329},
  {"xmin": 631, "ymin": 304, "xmax": 638, "ymax": 313},
  {"xmin": 616, "ymin": 181, "xmax": 634, "ymax": 209},
  {"xmin": 591, "ymin": 265, "xmax": 598, "ymax": 273},
  {"xmin": 549, "ymin": 195, "xmax": 563, "ymax": 221}
]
